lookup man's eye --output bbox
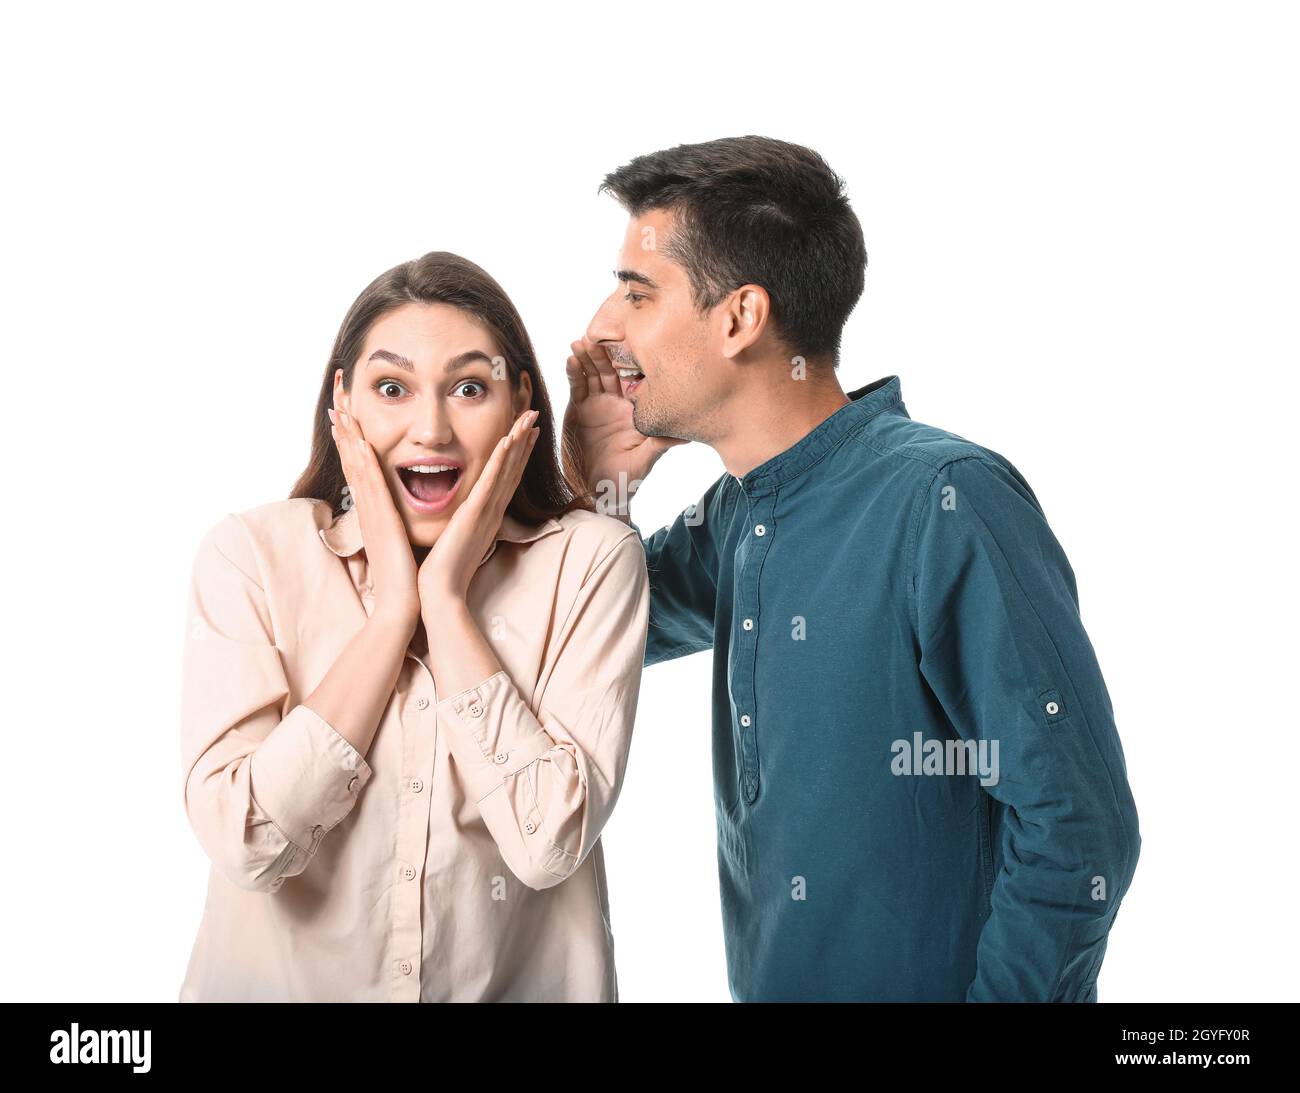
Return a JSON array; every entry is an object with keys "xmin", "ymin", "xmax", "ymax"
[
  {"xmin": 623, "ymin": 292, "xmax": 645, "ymax": 304},
  {"xmin": 454, "ymin": 380, "xmax": 487, "ymax": 399},
  {"xmin": 375, "ymin": 380, "xmax": 406, "ymax": 399}
]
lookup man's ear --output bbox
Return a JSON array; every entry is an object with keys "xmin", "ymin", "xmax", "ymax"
[
  {"xmin": 720, "ymin": 285, "xmax": 771, "ymax": 360},
  {"xmin": 514, "ymin": 369, "xmax": 534, "ymax": 415}
]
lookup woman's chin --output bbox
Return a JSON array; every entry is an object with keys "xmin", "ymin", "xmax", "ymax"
[
  {"xmin": 403, "ymin": 513, "xmax": 445, "ymax": 542},
  {"xmin": 397, "ymin": 503, "xmax": 448, "ymax": 543}
]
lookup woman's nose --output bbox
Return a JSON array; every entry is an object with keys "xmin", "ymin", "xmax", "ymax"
[{"xmin": 409, "ymin": 400, "xmax": 452, "ymax": 445}]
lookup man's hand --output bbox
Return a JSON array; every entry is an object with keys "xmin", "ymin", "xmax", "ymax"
[{"xmin": 562, "ymin": 338, "xmax": 686, "ymax": 517}]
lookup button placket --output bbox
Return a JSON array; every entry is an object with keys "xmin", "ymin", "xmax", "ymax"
[
  {"xmin": 390, "ymin": 655, "xmax": 438, "ymax": 1001},
  {"xmin": 732, "ymin": 487, "xmax": 773, "ymax": 804}
]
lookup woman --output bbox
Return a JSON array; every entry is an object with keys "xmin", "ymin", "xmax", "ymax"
[{"xmin": 178, "ymin": 252, "xmax": 650, "ymax": 1002}]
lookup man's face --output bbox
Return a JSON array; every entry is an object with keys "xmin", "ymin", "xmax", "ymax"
[{"xmin": 585, "ymin": 208, "xmax": 718, "ymax": 441}]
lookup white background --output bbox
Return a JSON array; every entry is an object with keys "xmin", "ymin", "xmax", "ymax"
[{"xmin": 2, "ymin": 1, "xmax": 1296, "ymax": 1002}]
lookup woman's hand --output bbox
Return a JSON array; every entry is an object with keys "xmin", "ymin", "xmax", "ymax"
[
  {"xmin": 417, "ymin": 408, "xmax": 539, "ymax": 611},
  {"xmin": 328, "ymin": 374, "xmax": 421, "ymax": 632}
]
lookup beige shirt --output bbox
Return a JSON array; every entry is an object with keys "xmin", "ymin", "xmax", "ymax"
[{"xmin": 178, "ymin": 497, "xmax": 649, "ymax": 1001}]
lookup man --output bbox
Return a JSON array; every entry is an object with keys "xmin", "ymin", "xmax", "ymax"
[{"xmin": 562, "ymin": 135, "xmax": 1141, "ymax": 1002}]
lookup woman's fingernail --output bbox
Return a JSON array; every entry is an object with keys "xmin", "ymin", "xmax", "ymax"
[{"xmin": 327, "ymin": 408, "xmax": 336, "ymax": 424}]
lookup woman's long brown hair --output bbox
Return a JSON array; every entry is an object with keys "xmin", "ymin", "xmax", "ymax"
[{"xmin": 290, "ymin": 251, "xmax": 592, "ymax": 524}]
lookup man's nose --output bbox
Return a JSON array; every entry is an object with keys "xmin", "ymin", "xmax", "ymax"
[{"xmin": 585, "ymin": 290, "xmax": 622, "ymax": 345}]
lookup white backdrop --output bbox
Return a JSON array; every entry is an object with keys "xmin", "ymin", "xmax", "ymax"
[{"xmin": 2, "ymin": 0, "xmax": 1296, "ymax": 1002}]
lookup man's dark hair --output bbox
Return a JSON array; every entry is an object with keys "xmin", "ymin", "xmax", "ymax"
[{"xmin": 599, "ymin": 135, "xmax": 867, "ymax": 366}]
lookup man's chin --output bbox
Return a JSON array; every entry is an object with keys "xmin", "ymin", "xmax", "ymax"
[
  {"xmin": 631, "ymin": 402, "xmax": 686, "ymax": 442},
  {"xmin": 630, "ymin": 401, "xmax": 655, "ymax": 437}
]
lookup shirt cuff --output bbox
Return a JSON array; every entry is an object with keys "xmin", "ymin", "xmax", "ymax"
[
  {"xmin": 436, "ymin": 670, "xmax": 554, "ymax": 803},
  {"xmin": 248, "ymin": 703, "xmax": 373, "ymax": 852}
]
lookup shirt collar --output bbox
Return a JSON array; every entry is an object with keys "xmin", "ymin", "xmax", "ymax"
[
  {"xmin": 736, "ymin": 374, "xmax": 905, "ymax": 494},
  {"xmin": 319, "ymin": 504, "xmax": 564, "ymax": 566}
]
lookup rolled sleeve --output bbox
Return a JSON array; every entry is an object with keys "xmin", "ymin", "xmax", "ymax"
[
  {"xmin": 181, "ymin": 514, "xmax": 371, "ymax": 893},
  {"xmin": 437, "ymin": 672, "xmax": 554, "ymax": 805},
  {"xmin": 912, "ymin": 455, "xmax": 1142, "ymax": 1002},
  {"xmin": 436, "ymin": 529, "xmax": 650, "ymax": 890},
  {"xmin": 249, "ymin": 702, "xmax": 373, "ymax": 855}
]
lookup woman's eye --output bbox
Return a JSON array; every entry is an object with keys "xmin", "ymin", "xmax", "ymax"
[
  {"xmin": 454, "ymin": 380, "xmax": 487, "ymax": 399},
  {"xmin": 376, "ymin": 380, "xmax": 406, "ymax": 399}
]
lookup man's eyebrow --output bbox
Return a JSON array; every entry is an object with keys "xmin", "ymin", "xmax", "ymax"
[
  {"xmin": 367, "ymin": 349, "xmax": 496, "ymax": 373},
  {"xmin": 614, "ymin": 268, "xmax": 659, "ymax": 289}
]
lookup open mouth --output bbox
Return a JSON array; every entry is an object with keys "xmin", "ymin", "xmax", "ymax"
[
  {"xmin": 616, "ymin": 366, "xmax": 645, "ymax": 396},
  {"xmin": 396, "ymin": 461, "xmax": 463, "ymax": 513}
]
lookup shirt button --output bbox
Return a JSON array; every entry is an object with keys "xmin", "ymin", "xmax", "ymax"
[
  {"xmin": 402, "ymin": 865, "xmax": 416, "ymax": 881},
  {"xmin": 494, "ymin": 751, "xmax": 509, "ymax": 765},
  {"xmin": 347, "ymin": 776, "xmax": 359, "ymax": 793},
  {"xmin": 399, "ymin": 960, "xmax": 412, "ymax": 975},
  {"xmin": 410, "ymin": 779, "xmax": 423, "ymax": 794},
  {"xmin": 469, "ymin": 703, "xmax": 484, "ymax": 718},
  {"xmin": 754, "ymin": 524, "xmax": 766, "ymax": 536},
  {"xmin": 415, "ymin": 697, "xmax": 429, "ymax": 710},
  {"xmin": 742, "ymin": 618, "xmax": 753, "ymax": 630},
  {"xmin": 740, "ymin": 714, "xmax": 751, "ymax": 727},
  {"xmin": 524, "ymin": 821, "xmax": 537, "ymax": 834},
  {"xmin": 1045, "ymin": 701, "xmax": 1060, "ymax": 715}
]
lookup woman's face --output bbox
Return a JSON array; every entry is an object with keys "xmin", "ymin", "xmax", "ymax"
[{"xmin": 334, "ymin": 301, "xmax": 533, "ymax": 548}]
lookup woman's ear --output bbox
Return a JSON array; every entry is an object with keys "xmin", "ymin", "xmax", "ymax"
[
  {"xmin": 333, "ymin": 368, "xmax": 350, "ymax": 414},
  {"xmin": 514, "ymin": 369, "xmax": 533, "ymax": 415}
]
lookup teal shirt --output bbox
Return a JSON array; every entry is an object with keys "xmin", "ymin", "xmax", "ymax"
[{"xmin": 632, "ymin": 375, "xmax": 1141, "ymax": 1001}]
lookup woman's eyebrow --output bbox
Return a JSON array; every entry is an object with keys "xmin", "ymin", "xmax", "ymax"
[
  {"xmin": 366, "ymin": 349, "xmax": 494, "ymax": 373},
  {"xmin": 367, "ymin": 349, "xmax": 414, "ymax": 372},
  {"xmin": 443, "ymin": 350, "xmax": 495, "ymax": 373}
]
